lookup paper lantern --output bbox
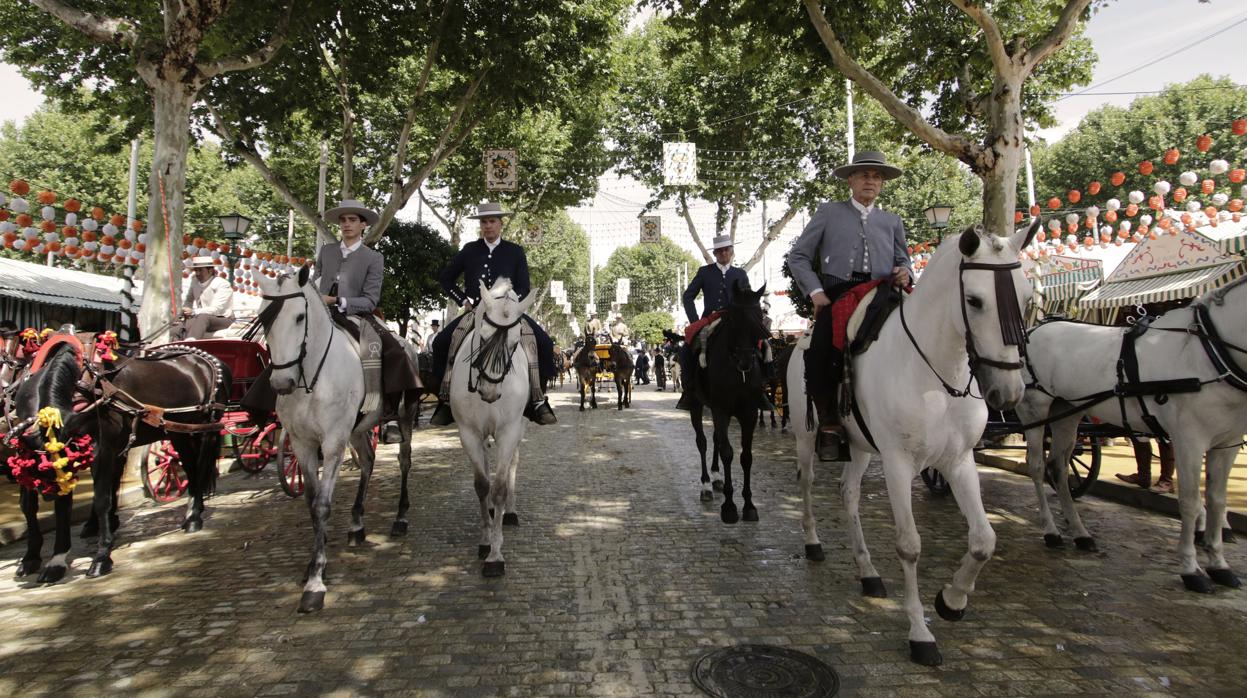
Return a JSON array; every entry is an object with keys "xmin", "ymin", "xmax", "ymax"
[
  {"xmin": 1196, "ymin": 133, "xmax": 1212, "ymax": 152},
  {"xmin": 1213, "ymin": 192, "xmax": 1229, "ymax": 206},
  {"xmin": 1230, "ymin": 199, "xmax": 1244, "ymax": 212},
  {"xmin": 1047, "ymin": 197, "xmax": 1061, "ymax": 210},
  {"xmin": 1205, "ymin": 206, "xmax": 1217, "ymax": 219},
  {"xmin": 35, "ymin": 190, "xmax": 55, "ymax": 205},
  {"xmin": 1088, "ymin": 181, "xmax": 1102, "ymax": 195},
  {"xmin": 1068, "ymin": 189, "xmax": 1082, "ymax": 204},
  {"xmin": 1179, "ymin": 171, "xmax": 1197, "ymax": 186},
  {"xmin": 1233, "ymin": 118, "xmax": 1247, "ymax": 136},
  {"xmin": 1138, "ymin": 161, "xmax": 1154, "ymax": 175},
  {"xmin": 1154, "ymin": 181, "xmax": 1171, "ymax": 196},
  {"xmin": 1014, "ymin": 211, "xmax": 1023, "ymax": 223},
  {"xmin": 1201, "ymin": 179, "xmax": 1216, "ymax": 195},
  {"xmin": 1111, "ymin": 171, "xmax": 1126, "ymax": 186},
  {"xmin": 1148, "ymin": 195, "xmax": 1164, "ymax": 210},
  {"xmin": 1065, "ymin": 212, "xmax": 1079, "ymax": 224},
  {"xmin": 1173, "ymin": 187, "xmax": 1187, "ymax": 203},
  {"xmin": 1128, "ymin": 190, "xmax": 1145, "ymax": 204},
  {"xmin": 1105, "ymin": 210, "xmax": 1118, "ymax": 223},
  {"xmin": 9, "ymin": 179, "xmax": 29, "ymax": 195},
  {"xmin": 63, "ymin": 198, "xmax": 81, "ymax": 213},
  {"xmin": 1210, "ymin": 159, "xmax": 1229, "ymax": 175},
  {"xmin": 1231, "ymin": 169, "xmax": 1246, "ymax": 183},
  {"xmin": 1163, "ymin": 148, "xmax": 1180, "ymax": 165},
  {"xmin": 91, "ymin": 206, "xmax": 105, "ymax": 221}
]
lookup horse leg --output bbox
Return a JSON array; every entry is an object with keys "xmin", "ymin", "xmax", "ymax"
[
  {"xmin": 17, "ymin": 488, "xmax": 43, "ymax": 577},
  {"xmin": 692, "ymin": 404, "xmax": 713, "ymax": 501},
  {"xmin": 38, "ymin": 493, "xmax": 74, "ymax": 583},
  {"xmin": 578, "ymin": 377, "xmax": 586, "ymax": 411},
  {"xmin": 1174, "ymin": 438, "xmax": 1215, "ymax": 592},
  {"xmin": 713, "ymin": 409, "xmax": 738, "ymax": 524},
  {"xmin": 460, "ymin": 433, "xmax": 492, "ymax": 560},
  {"xmin": 711, "ymin": 438, "xmax": 723, "ymax": 492},
  {"xmin": 880, "ymin": 461, "xmax": 941, "ymax": 666},
  {"xmin": 1202, "ymin": 445, "xmax": 1240, "ymax": 588},
  {"xmin": 616, "ymin": 378, "xmax": 623, "ymax": 411},
  {"xmin": 391, "ymin": 398, "xmax": 415, "ymax": 537},
  {"xmin": 937, "ymin": 458, "xmax": 998, "ymax": 622},
  {"xmin": 502, "ymin": 450, "xmax": 520, "ymax": 526},
  {"xmin": 347, "ymin": 428, "xmax": 376, "ymax": 546},
  {"xmin": 740, "ymin": 407, "xmax": 758, "ymax": 522},
  {"xmin": 1046, "ymin": 419, "xmax": 1095, "ymax": 550},
  {"xmin": 590, "ymin": 377, "xmax": 597, "ymax": 409},
  {"xmin": 841, "ymin": 452, "xmax": 882, "ymax": 593},
  {"xmin": 175, "ymin": 433, "xmax": 215, "ymax": 533},
  {"xmin": 298, "ymin": 436, "xmax": 343, "ymax": 613},
  {"xmin": 483, "ymin": 424, "xmax": 523, "ymax": 577},
  {"xmin": 86, "ymin": 452, "xmax": 119, "ymax": 578}
]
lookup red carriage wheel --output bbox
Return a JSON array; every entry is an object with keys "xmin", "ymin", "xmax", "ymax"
[
  {"xmin": 276, "ymin": 430, "xmax": 304, "ymax": 498},
  {"xmin": 232, "ymin": 423, "xmax": 279, "ymax": 473},
  {"xmin": 142, "ymin": 440, "xmax": 188, "ymax": 502}
]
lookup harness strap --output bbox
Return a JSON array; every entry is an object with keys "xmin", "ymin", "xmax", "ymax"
[
  {"xmin": 1117, "ymin": 324, "xmax": 1170, "ymax": 441},
  {"xmin": 1195, "ymin": 304, "xmax": 1247, "ymax": 392}
]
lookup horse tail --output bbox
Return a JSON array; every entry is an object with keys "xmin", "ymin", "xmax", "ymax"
[{"xmin": 118, "ymin": 263, "xmax": 141, "ymax": 353}]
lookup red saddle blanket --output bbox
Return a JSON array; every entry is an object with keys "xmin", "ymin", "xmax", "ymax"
[
  {"xmin": 684, "ymin": 310, "xmax": 725, "ymax": 345},
  {"xmin": 829, "ymin": 279, "xmax": 887, "ymax": 352}
]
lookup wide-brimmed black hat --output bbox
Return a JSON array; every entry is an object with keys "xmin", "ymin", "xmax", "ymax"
[{"xmin": 833, "ymin": 151, "xmax": 903, "ymax": 180}]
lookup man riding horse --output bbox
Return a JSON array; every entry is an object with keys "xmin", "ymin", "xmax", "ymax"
[
  {"xmin": 787, "ymin": 151, "xmax": 913, "ymax": 461},
  {"xmin": 676, "ymin": 234, "xmax": 773, "ymax": 412},
  {"xmin": 428, "ymin": 201, "xmax": 557, "ymax": 426}
]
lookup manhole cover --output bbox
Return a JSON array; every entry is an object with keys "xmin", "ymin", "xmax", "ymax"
[{"xmin": 691, "ymin": 644, "xmax": 839, "ymax": 697}]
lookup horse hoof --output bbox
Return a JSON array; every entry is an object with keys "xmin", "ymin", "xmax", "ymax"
[
  {"xmin": 804, "ymin": 544, "xmax": 825, "ymax": 562},
  {"xmin": 909, "ymin": 640, "xmax": 943, "ymax": 666},
  {"xmin": 502, "ymin": 512, "xmax": 519, "ymax": 527},
  {"xmin": 860, "ymin": 577, "xmax": 886, "ymax": 598},
  {"xmin": 86, "ymin": 559, "xmax": 113, "ymax": 578},
  {"xmin": 1208, "ymin": 568, "xmax": 1242, "ymax": 588},
  {"xmin": 182, "ymin": 518, "xmax": 203, "ymax": 533},
  {"xmin": 721, "ymin": 505, "xmax": 739, "ymax": 525},
  {"xmin": 1181, "ymin": 573, "xmax": 1215, "ymax": 593},
  {"xmin": 16, "ymin": 558, "xmax": 41, "ymax": 577},
  {"xmin": 37, "ymin": 565, "xmax": 67, "ymax": 584},
  {"xmin": 1043, "ymin": 533, "xmax": 1063, "ymax": 548},
  {"xmin": 1074, "ymin": 537, "xmax": 1097, "ymax": 552},
  {"xmin": 298, "ymin": 591, "xmax": 325, "ymax": 613},
  {"xmin": 712, "ymin": 480, "xmax": 724, "ymax": 492},
  {"xmin": 1223, "ymin": 528, "xmax": 1237, "ymax": 544},
  {"xmin": 390, "ymin": 521, "xmax": 408, "ymax": 537},
  {"xmin": 934, "ymin": 589, "xmax": 966, "ymax": 622},
  {"xmin": 742, "ymin": 507, "xmax": 758, "ymax": 522},
  {"xmin": 347, "ymin": 528, "xmax": 366, "ymax": 546},
  {"xmin": 478, "ymin": 545, "xmax": 491, "ymax": 560},
  {"xmin": 1195, "ymin": 530, "xmax": 1206, "ymax": 547},
  {"xmin": 482, "ymin": 561, "xmax": 505, "ymax": 577},
  {"xmin": 699, "ymin": 490, "xmax": 713, "ymax": 501}
]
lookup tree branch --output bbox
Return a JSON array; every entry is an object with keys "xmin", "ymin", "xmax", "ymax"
[
  {"xmin": 741, "ymin": 205, "xmax": 798, "ymax": 272},
  {"xmin": 198, "ymin": 1, "xmax": 293, "ymax": 77},
  {"xmin": 419, "ymin": 190, "xmax": 454, "ymax": 231},
  {"xmin": 29, "ymin": 0, "xmax": 139, "ymax": 46},
  {"xmin": 318, "ymin": 39, "xmax": 355, "ymax": 198},
  {"xmin": 679, "ymin": 191, "xmax": 712, "ymax": 263},
  {"xmin": 206, "ymin": 103, "xmax": 331, "ymax": 241},
  {"xmin": 948, "ymin": 0, "xmax": 1013, "ymax": 77},
  {"xmin": 800, "ymin": 0, "xmax": 983, "ymax": 166},
  {"xmin": 391, "ymin": 0, "xmax": 452, "ymax": 190},
  {"xmin": 1022, "ymin": 0, "xmax": 1093, "ymax": 73}
]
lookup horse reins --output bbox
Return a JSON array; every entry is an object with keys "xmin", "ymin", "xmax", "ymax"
[
  {"xmin": 468, "ymin": 312, "xmax": 524, "ymax": 390},
  {"xmin": 260, "ymin": 290, "xmax": 334, "ymax": 393}
]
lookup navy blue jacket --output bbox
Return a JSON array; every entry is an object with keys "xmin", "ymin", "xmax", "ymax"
[
  {"xmin": 683, "ymin": 263, "xmax": 752, "ymax": 324},
  {"xmin": 439, "ymin": 238, "xmax": 531, "ymax": 307}
]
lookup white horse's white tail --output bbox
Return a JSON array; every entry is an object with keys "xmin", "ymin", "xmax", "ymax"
[{"xmin": 450, "ymin": 278, "xmax": 535, "ymax": 577}]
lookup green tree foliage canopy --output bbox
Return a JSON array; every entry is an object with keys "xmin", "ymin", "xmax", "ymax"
[
  {"xmin": 629, "ymin": 310, "xmax": 675, "ymax": 345},
  {"xmin": 375, "ymin": 220, "xmax": 453, "ymax": 337},
  {"xmin": 597, "ymin": 237, "xmax": 699, "ymax": 317}
]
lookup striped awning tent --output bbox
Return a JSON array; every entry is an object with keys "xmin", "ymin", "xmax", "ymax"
[
  {"xmin": 1192, "ymin": 216, "xmax": 1247, "ymax": 256},
  {"xmin": 1035, "ymin": 257, "xmax": 1102, "ymax": 302},
  {"xmin": 1080, "ymin": 225, "xmax": 1246, "ymax": 308}
]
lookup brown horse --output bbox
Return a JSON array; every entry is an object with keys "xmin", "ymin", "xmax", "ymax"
[
  {"xmin": 9, "ymin": 338, "xmax": 228, "ymax": 582},
  {"xmin": 572, "ymin": 336, "xmax": 600, "ymax": 411},
  {"xmin": 604, "ymin": 340, "xmax": 634, "ymax": 410}
]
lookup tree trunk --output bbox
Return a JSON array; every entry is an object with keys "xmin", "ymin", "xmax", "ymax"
[
  {"xmin": 979, "ymin": 76, "xmax": 1025, "ymax": 233},
  {"xmin": 138, "ymin": 78, "xmax": 197, "ymax": 344}
]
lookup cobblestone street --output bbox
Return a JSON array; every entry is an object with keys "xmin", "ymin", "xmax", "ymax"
[{"xmin": 2, "ymin": 384, "xmax": 1246, "ymax": 697}]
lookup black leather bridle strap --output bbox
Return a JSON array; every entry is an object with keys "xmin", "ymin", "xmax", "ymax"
[{"xmin": 959, "ymin": 260, "xmax": 1026, "ymax": 371}]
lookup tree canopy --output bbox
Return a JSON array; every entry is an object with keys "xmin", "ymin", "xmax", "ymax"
[
  {"xmin": 596, "ymin": 236, "xmax": 699, "ymax": 318},
  {"xmin": 375, "ymin": 220, "xmax": 453, "ymax": 338}
]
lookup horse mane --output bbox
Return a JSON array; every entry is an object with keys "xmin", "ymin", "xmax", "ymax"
[{"xmin": 36, "ymin": 341, "xmax": 82, "ymax": 411}]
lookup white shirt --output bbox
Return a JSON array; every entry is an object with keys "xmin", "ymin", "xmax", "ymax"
[
  {"xmin": 339, "ymin": 239, "xmax": 364, "ymax": 257},
  {"xmin": 716, "ymin": 261, "xmax": 732, "ymax": 274},
  {"xmin": 484, "ymin": 237, "xmax": 501, "ymax": 252},
  {"xmin": 185, "ymin": 274, "xmax": 233, "ymax": 317}
]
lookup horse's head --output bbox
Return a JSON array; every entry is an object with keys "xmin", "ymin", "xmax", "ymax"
[
  {"xmin": 473, "ymin": 277, "xmax": 535, "ymax": 403},
  {"xmin": 947, "ymin": 218, "xmax": 1038, "ymax": 410},
  {"xmin": 9, "ymin": 340, "xmax": 84, "ymax": 451},
  {"xmin": 257, "ymin": 264, "xmax": 320, "ymax": 395},
  {"xmin": 714, "ymin": 281, "xmax": 769, "ymax": 374}
]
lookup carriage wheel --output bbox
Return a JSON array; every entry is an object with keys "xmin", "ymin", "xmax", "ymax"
[
  {"xmin": 276, "ymin": 430, "xmax": 304, "ymax": 498},
  {"xmin": 231, "ymin": 423, "xmax": 279, "ymax": 473},
  {"xmin": 142, "ymin": 440, "xmax": 188, "ymax": 503},
  {"xmin": 920, "ymin": 467, "xmax": 952, "ymax": 496},
  {"xmin": 1044, "ymin": 436, "xmax": 1101, "ymax": 500}
]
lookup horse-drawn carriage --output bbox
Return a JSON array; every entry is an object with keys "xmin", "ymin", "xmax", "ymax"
[{"xmin": 592, "ymin": 343, "xmax": 615, "ymax": 386}]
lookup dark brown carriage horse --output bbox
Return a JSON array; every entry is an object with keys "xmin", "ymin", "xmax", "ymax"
[
  {"xmin": 604, "ymin": 339, "xmax": 634, "ymax": 410},
  {"xmin": 7, "ymin": 337, "xmax": 229, "ymax": 582},
  {"xmin": 573, "ymin": 333, "xmax": 600, "ymax": 411}
]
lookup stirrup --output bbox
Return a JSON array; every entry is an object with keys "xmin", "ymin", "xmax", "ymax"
[
  {"xmin": 816, "ymin": 425, "xmax": 849, "ymax": 462},
  {"xmin": 429, "ymin": 401, "xmax": 455, "ymax": 426},
  {"xmin": 381, "ymin": 421, "xmax": 402, "ymax": 444},
  {"xmin": 525, "ymin": 399, "xmax": 557, "ymax": 425}
]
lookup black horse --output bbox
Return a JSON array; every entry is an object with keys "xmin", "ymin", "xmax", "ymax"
[
  {"xmin": 605, "ymin": 340, "xmax": 633, "ymax": 410},
  {"xmin": 9, "ymin": 338, "xmax": 228, "ymax": 582},
  {"xmin": 573, "ymin": 333, "xmax": 600, "ymax": 411},
  {"xmin": 686, "ymin": 282, "xmax": 770, "ymax": 523}
]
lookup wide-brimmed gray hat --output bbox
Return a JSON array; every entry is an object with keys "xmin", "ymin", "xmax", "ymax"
[
  {"xmin": 711, "ymin": 234, "xmax": 734, "ymax": 250},
  {"xmin": 833, "ymin": 151, "xmax": 903, "ymax": 180},
  {"xmin": 467, "ymin": 201, "xmax": 514, "ymax": 219},
  {"xmin": 188, "ymin": 255, "xmax": 217, "ymax": 269},
  {"xmin": 325, "ymin": 199, "xmax": 379, "ymax": 226}
]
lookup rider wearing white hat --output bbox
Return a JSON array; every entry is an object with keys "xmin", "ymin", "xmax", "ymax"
[{"xmin": 171, "ymin": 256, "xmax": 234, "ymax": 340}]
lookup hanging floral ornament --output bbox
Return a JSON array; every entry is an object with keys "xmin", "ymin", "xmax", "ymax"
[
  {"xmin": 1196, "ymin": 133, "xmax": 1212, "ymax": 152},
  {"xmin": 1083, "ymin": 236, "xmax": 1094, "ymax": 248},
  {"xmin": 1085, "ymin": 205, "xmax": 1100, "ymax": 219},
  {"xmin": 1013, "ymin": 211, "xmax": 1023, "ymax": 224},
  {"xmin": 1105, "ymin": 209, "xmax": 1118, "ymax": 223},
  {"xmin": 1064, "ymin": 212, "xmax": 1079, "ymax": 225},
  {"xmin": 1186, "ymin": 200, "xmax": 1202, "ymax": 213},
  {"xmin": 81, "ymin": 218, "xmax": 97, "ymax": 232},
  {"xmin": 1163, "ymin": 148, "xmax": 1181, "ymax": 165},
  {"xmin": 1118, "ymin": 220, "xmax": 1132, "ymax": 235},
  {"xmin": 1140, "ymin": 213, "xmax": 1153, "ymax": 227},
  {"xmin": 1148, "ymin": 195, "xmax": 1165, "ymax": 210},
  {"xmin": 1066, "ymin": 234, "xmax": 1079, "ymax": 246},
  {"xmin": 1047, "ymin": 219, "xmax": 1061, "ymax": 233},
  {"xmin": 1154, "ymin": 181, "xmax": 1171, "ymax": 196},
  {"xmin": 90, "ymin": 206, "xmax": 105, "ymax": 221},
  {"xmin": 1029, "ymin": 203, "xmax": 1041, "ymax": 217},
  {"xmin": 35, "ymin": 190, "xmax": 55, "ymax": 205},
  {"xmin": 1210, "ymin": 159, "xmax": 1230, "ymax": 175},
  {"xmin": 1111, "ymin": 171, "xmax": 1126, "ymax": 186}
]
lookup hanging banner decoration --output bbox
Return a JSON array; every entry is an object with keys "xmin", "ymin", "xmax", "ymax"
[
  {"xmin": 662, "ymin": 142, "xmax": 698, "ymax": 186},
  {"xmin": 615, "ymin": 277, "xmax": 630, "ymax": 304},
  {"xmin": 550, "ymin": 280, "xmax": 564, "ymax": 298},
  {"xmin": 639, "ymin": 215, "xmax": 662, "ymax": 242},
  {"xmin": 526, "ymin": 221, "xmax": 542, "ymax": 244},
  {"xmin": 585, "ymin": 303, "xmax": 596, "ymax": 315},
  {"xmin": 484, "ymin": 149, "xmax": 518, "ymax": 191}
]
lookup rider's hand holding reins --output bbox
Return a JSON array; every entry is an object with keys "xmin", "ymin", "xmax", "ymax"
[
  {"xmin": 891, "ymin": 266, "xmax": 910, "ymax": 288},
  {"xmin": 321, "ymin": 294, "xmax": 336, "ymax": 305},
  {"xmin": 810, "ymin": 290, "xmax": 831, "ymax": 312}
]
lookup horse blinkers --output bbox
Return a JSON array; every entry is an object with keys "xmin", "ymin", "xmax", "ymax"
[{"xmin": 958, "ymin": 260, "xmax": 1027, "ymax": 373}]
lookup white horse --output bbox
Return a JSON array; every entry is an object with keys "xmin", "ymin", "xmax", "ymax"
[
  {"xmin": 257, "ymin": 266, "xmax": 419, "ymax": 613},
  {"xmin": 787, "ymin": 221, "xmax": 1037, "ymax": 666},
  {"xmin": 1015, "ymin": 274, "xmax": 1247, "ymax": 592},
  {"xmin": 450, "ymin": 278, "xmax": 535, "ymax": 577}
]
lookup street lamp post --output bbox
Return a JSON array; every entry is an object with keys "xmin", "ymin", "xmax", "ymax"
[
  {"xmin": 218, "ymin": 212, "xmax": 252, "ymax": 288},
  {"xmin": 922, "ymin": 204, "xmax": 953, "ymax": 243}
]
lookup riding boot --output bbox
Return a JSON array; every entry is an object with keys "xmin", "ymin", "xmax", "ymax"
[
  {"xmin": 429, "ymin": 319, "xmax": 472, "ymax": 427},
  {"xmin": 381, "ymin": 393, "xmax": 402, "ymax": 444},
  {"xmin": 521, "ymin": 330, "xmax": 556, "ymax": 425},
  {"xmin": 811, "ymin": 392, "xmax": 848, "ymax": 462}
]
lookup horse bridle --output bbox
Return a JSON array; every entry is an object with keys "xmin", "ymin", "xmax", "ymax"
[
  {"xmin": 900, "ymin": 259, "xmax": 1027, "ymax": 398},
  {"xmin": 468, "ymin": 311, "xmax": 524, "ymax": 390},
  {"xmin": 260, "ymin": 290, "xmax": 334, "ymax": 393}
]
